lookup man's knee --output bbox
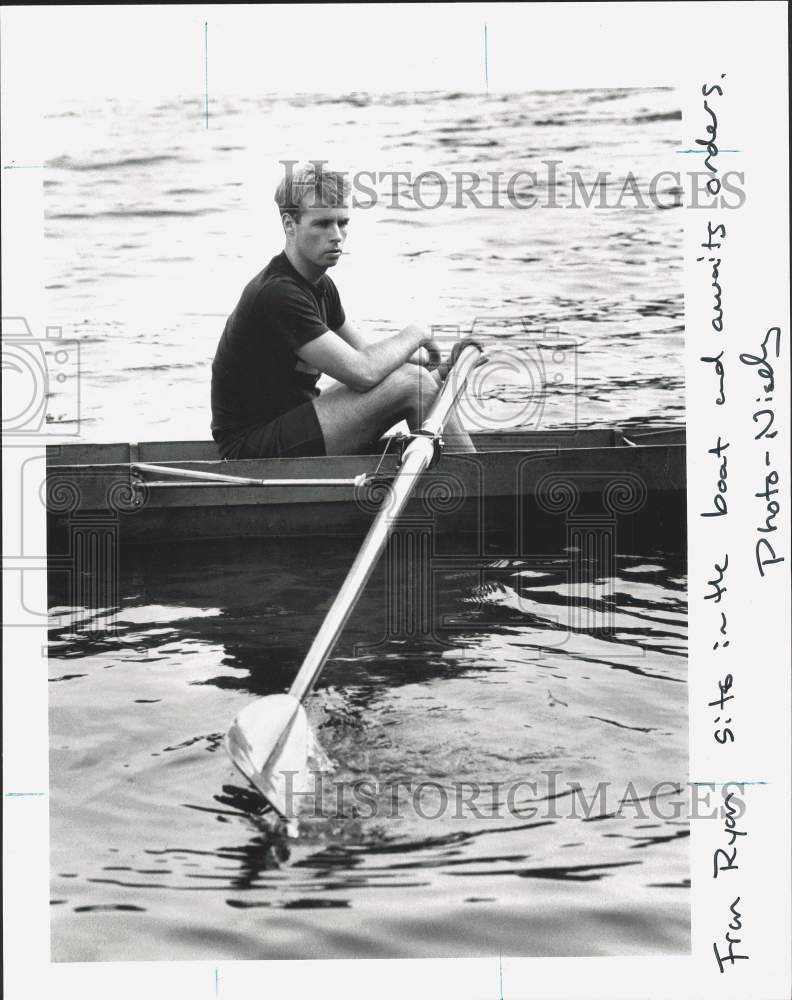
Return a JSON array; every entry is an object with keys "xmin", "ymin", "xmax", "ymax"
[{"xmin": 392, "ymin": 364, "xmax": 438, "ymax": 400}]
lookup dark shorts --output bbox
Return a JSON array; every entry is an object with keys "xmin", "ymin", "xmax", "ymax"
[{"xmin": 216, "ymin": 401, "xmax": 326, "ymax": 459}]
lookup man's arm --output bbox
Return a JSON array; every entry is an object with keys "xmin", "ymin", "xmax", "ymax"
[
  {"xmin": 334, "ymin": 320, "xmax": 368, "ymax": 351},
  {"xmin": 297, "ymin": 323, "xmax": 431, "ymax": 393},
  {"xmin": 336, "ymin": 320, "xmax": 432, "ymax": 367}
]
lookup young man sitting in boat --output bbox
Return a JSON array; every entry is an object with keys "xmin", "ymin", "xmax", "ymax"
[{"xmin": 211, "ymin": 162, "xmax": 475, "ymax": 459}]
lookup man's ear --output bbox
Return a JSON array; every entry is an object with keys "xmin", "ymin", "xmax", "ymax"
[{"xmin": 281, "ymin": 212, "xmax": 297, "ymax": 237}]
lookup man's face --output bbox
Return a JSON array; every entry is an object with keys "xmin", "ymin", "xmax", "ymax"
[{"xmin": 287, "ymin": 195, "xmax": 349, "ymax": 271}]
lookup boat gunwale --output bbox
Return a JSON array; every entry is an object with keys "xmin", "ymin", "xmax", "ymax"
[{"xmin": 46, "ymin": 425, "xmax": 686, "ymax": 472}]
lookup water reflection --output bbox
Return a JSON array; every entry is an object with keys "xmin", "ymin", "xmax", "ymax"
[{"xmin": 50, "ymin": 534, "xmax": 688, "ymax": 959}]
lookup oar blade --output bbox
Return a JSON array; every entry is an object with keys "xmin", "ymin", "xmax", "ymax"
[{"xmin": 225, "ymin": 693, "xmax": 316, "ymax": 821}]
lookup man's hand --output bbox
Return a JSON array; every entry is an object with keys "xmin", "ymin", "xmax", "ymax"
[
  {"xmin": 435, "ymin": 338, "xmax": 487, "ymax": 380},
  {"xmin": 420, "ymin": 339, "xmax": 443, "ymax": 368},
  {"xmin": 402, "ymin": 325, "xmax": 442, "ymax": 368}
]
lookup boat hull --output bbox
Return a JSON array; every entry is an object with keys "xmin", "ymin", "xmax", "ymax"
[{"xmin": 46, "ymin": 427, "xmax": 686, "ymax": 555}]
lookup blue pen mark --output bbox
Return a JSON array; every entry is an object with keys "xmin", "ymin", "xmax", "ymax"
[
  {"xmin": 3, "ymin": 163, "xmax": 45, "ymax": 170},
  {"xmin": 214, "ymin": 967, "xmax": 220, "ymax": 995},
  {"xmin": 484, "ymin": 24, "xmax": 489, "ymax": 94},
  {"xmin": 498, "ymin": 953, "xmax": 503, "ymax": 999},
  {"xmin": 204, "ymin": 21, "xmax": 209, "ymax": 129},
  {"xmin": 5, "ymin": 792, "xmax": 47, "ymax": 797},
  {"xmin": 676, "ymin": 149, "xmax": 740, "ymax": 154}
]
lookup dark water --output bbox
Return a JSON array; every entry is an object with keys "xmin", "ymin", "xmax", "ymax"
[{"xmin": 49, "ymin": 537, "xmax": 688, "ymax": 961}]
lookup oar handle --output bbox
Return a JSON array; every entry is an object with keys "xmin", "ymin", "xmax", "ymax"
[
  {"xmin": 422, "ymin": 342, "xmax": 482, "ymax": 436},
  {"xmin": 287, "ymin": 342, "xmax": 483, "ymax": 705}
]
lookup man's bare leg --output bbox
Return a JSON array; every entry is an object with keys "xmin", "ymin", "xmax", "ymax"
[
  {"xmin": 424, "ymin": 368, "xmax": 476, "ymax": 453},
  {"xmin": 313, "ymin": 364, "xmax": 476, "ymax": 455}
]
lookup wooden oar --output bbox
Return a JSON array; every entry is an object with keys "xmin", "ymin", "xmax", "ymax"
[{"xmin": 225, "ymin": 343, "xmax": 484, "ymax": 821}]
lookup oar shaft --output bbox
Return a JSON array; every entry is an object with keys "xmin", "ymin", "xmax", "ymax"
[
  {"xmin": 133, "ymin": 463, "xmax": 363, "ymax": 488},
  {"xmin": 289, "ymin": 437, "xmax": 432, "ymax": 703},
  {"xmin": 288, "ymin": 343, "xmax": 482, "ymax": 704},
  {"xmin": 132, "ymin": 462, "xmax": 272, "ymax": 486}
]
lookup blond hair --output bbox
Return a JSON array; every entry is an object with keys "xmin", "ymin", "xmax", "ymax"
[{"xmin": 274, "ymin": 161, "xmax": 350, "ymax": 220}]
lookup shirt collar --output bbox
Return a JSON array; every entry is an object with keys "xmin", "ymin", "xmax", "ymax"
[{"xmin": 275, "ymin": 251, "xmax": 326, "ymax": 294}]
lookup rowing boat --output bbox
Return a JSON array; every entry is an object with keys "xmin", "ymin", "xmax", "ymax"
[{"xmin": 46, "ymin": 424, "xmax": 686, "ymax": 553}]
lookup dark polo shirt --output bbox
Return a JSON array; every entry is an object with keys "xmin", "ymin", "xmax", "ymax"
[{"xmin": 211, "ymin": 252, "xmax": 345, "ymax": 448}]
